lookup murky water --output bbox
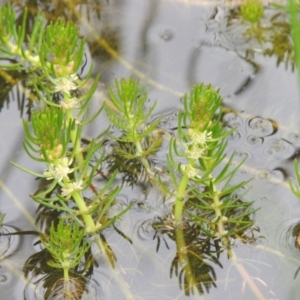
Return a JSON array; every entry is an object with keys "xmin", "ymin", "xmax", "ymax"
[{"xmin": 1, "ymin": 0, "xmax": 300, "ymax": 299}]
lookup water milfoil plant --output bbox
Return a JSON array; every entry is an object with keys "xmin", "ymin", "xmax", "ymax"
[
  {"xmin": 0, "ymin": 3, "xmax": 264, "ymax": 299},
  {"xmin": 0, "ymin": 4, "xmax": 131, "ymax": 275},
  {"xmin": 167, "ymin": 84, "xmax": 254, "ymax": 241},
  {"xmin": 161, "ymin": 83, "xmax": 257, "ymax": 295},
  {"xmin": 104, "ymin": 77, "xmax": 163, "ymax": 180},
  {"xmin": 40, "ymin": 220, "xmax": 90, "ymax": 299}
]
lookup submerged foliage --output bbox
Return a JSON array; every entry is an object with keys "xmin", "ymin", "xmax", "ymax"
[
  {"xmin": 41, "ymin": 221, "xmax": 90, "ymax": 272},
  {"xmin": 0, "ymin": 4, "xmax": 130, "ymax": 293},
  {"xmin": 104, "ymin": 77, "xmax": 163, "ymax": 180},
  {"xmin": 0, "ymin": 2, "xmax": 277, "ymax": 299},
  {"xmin": 221, "ymin": 1, "xmax": 296, "ymax": 72}
]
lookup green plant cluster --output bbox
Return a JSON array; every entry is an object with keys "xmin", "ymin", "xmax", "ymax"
[
  {"xmin": 104, "ymin": 77, "xmax": 163, "ymax": 177},
  {"xmin": 41, "ymin": 221, "xmax": 90, "ymax": 277},
  {"xmin": 225, "ymin": 1, "xmax": 296, "ymax": 70},
  {"xmin": 0, "ymin": 3, "xmax": 258, "ymax": 298},
  {"xmin": 240, "ymin": 0, "xmax": 264, "ymax": 24},
  {"xmin": 0, "ymin": 3, "xmax": 128, "ymax": 276},
  {"xmin": 166, "ymin": 84, "xmax": 254, "ymax": 256}
]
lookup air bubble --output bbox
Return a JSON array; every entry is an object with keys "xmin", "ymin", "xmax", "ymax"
[
  {"xmin": 256, "ymin": 170, "xmax": 271, "ymax": 180},
  {"xmin": 246, "ymin": 135, "xmax": 263, "ymax": 146},
  {"xmin": 223, "ymin": 113, "xmax": 242, "ymax": 128},
  {"xmin": 235, "ymin": 151, "xmax": 249, "ymax": 159},
  {"xmin": 160, "ymin": 29, "xmax": 174, "ymax": 41},
  {"xmin": 271, "ymin": 139, "xmax": 285, "ymax": 151},
  {"xmin": 264, "ymin": 138, "xmax": 295, "ymax": 159},
  {"xmin": 248, "ymin": 117, "xmax": 275, "ymax": 136}
]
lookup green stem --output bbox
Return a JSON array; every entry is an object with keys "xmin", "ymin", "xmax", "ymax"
[
  {"xmin": 65, "ymin": 104, "xmax": 84, "ymax": 166},
  {"xmin": 93, "ymin": 233, "xmax": 105, "ymax": 252},
  {"xmin": 60, "ymin": 80, "xmax": 109, "ymax": 261},
  {"xmin": 175, "ymin": 226, "xmax": 200, "ymax": 296},
  {"xmin": 71, "ymin": 189, "xmax": 105, "ymax": 258},
  {"xmin": 72, "ymin": 190, "xmax": 97, "ymax": 232},
  {"xmin": 174, "ymin": 158, "xmax": 195, "ymax": 224},
  {"xmin": 127, "ymin": 112, "xmax": 155, "ymax": 176},
  {"xmin": 174, "ymin": 173, "xmax": 189, "ymax": 225},
  {"xmin": 135, "ymin": 140, "xmax": 153, "ymax": 176},
  {"xmin": 204, "ymin": 156, "xmax": 232, "ymax": 256},
  {"xmin": 210, "ymin": 177, "xmax": 232, "ymax": 257},
  {"xmin": 63, "ymin": 267, "xmax": 69, "ymax": 281},
  {"xmin": 63, "ymin": 267, "xmax": 72, "ymax": 300}
]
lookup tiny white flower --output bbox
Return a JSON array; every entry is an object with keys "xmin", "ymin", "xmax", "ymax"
[
  {"xmin": 43, "ymin": 166, "xmax": 56, "ymax": 180},
  {"xmin": 54, "ymin": 75, "xmax": 78, "ymax": 94},
  {"xmin": 181, "ymin": 164, "xmax": 201, "ymax": 179},
  {"xmin": 184, "ymin": 129, "xmax": 212, "ymax": 159},
  {"xmin": 44, "ymin": 157, "xmax": 73, "ymax": 182},
  {"xmin": 60, "ymin": 97, "xmax": 79, "ymax": 109},
  {"xmin": 61, "ymin": 180, "xmax": 83, "ymax": 197},
  {"xmin": 185, "ymin": 142, "xmax": 205, "ymax": 159},
  {"xmin": 95, "ymin": 222, "xmax": 102, "ymax": 229},
  {"xmin": 188, "ymin": 128, "xmax": 212, "ymax": 146}
]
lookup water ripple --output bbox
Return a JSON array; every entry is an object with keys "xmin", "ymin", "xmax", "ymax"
[
  {"xmin": 275, "ymin": 219, "xmax": 300, "ymax": 262},
  {"xmin": 248, "ymin": 117, "xmax": 276, "ymax": 137},
  {"xmin": 264, "ymin": 138, "xmax": 295, "ymax": 160}
]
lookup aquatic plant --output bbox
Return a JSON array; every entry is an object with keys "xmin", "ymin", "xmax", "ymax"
[
  {"xmin": 284, "ymin": 2, "xmax": 300, "ymax": 197},
  {"xmin": 104, "ymin": 77, "xmax": 163, "ymax": 179},
  {"xmin": 0, "ymin": 213, "xmax": 5, "ymax": 227},
  {"xmin": 223, "ymin": 2, "xmax": 295, "ymax": 72},
  {"xmin": 288, "ymin": 0, "xmax": 300, "ymax": 83},
  {"xmin": 0, "ymin": 2, "xmax": 263, "ymax": 299},
  {"xmin": 103, "ymin": 79, "xmax": 256, "ymax": 254},
  {"xmin": 289, "ymin": 160, "xmax": 300, "ymax": 199},
  {"xmin": 0, "ymin": 3, "xmax": 131, "ymax": 276},
  {"xmin": 144, "ymin": 83, "xmax": 257, "ymax": 295},
  {"xmin": 167, "ymin": 84, "xmax": 254, "ymax": 243},
  {"xmin": 40, "ymin": 220, "xmax": 90, "ymax": 299},
  {"xmin": 240, "ymin": 0, "xmax": 264, "ymax": 24}
]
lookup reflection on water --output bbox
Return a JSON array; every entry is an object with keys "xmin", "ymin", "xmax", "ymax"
[
  {"xmin": 0, "ymin": 223, "xmax": 19, "ymax": 259},
  {"xmin": 1, "ymin": 0, "xmax": 300, "ymax": 299}
]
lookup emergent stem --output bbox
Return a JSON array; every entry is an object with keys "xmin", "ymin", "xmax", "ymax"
[
  {"xmin": 175, "ymin": 226, "xmax": 199, "ymax": 295},
  {"xmin": 174, "ymin": 158, "xmax": 195, "ymax": 225},
  {"xmin": 174, "ymin": 173, "xmax": 189, "ymax": 225},
  {"xmin": 63, "ymin": 267, "xmax": 73, "ymax": 300},
  {"xmin": 65, "ymin": 105, "xmax": 84, "ymax": 166},
  {"xmin": 135, "ymin": 140, "xmax": 153, "ymax": 176},
  {"xmin": 210, "ymin": 178, "xmax": 232, "ymax": 257},
  {"xmin": 63, "ymin": 266, "xmax": 69, "ymax": 281},
  {"xmin": 72, "ymin": 191, "xmax": 97, "ymax": 232},
  {"xmin": 204, "ymin": 156, "xmax": 232, "ymax": 256}
]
